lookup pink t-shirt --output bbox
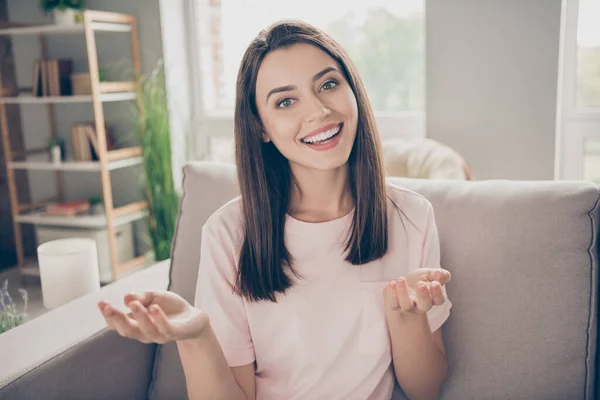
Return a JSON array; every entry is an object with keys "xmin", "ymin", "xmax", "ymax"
[{"xmin": 194, "ymin": 183, "xmax": 452, "ymax": 400}]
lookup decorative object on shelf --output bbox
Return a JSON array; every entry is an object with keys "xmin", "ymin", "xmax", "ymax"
[
  {"xmin": 71, "ymin": 123, "xmax": 114, "ymax": 161},
  {"xmin": 88, "ymin": 195, "xmax": 104, "ymax": 215},
  {"xmin": 72, "ymin": 123, "xmax": 95, "ymax": 160},
  {"xmin": 70, "ymin": 68, "xmax": 105, "ymax": 95},
  {"xmin": 0, "ymin": 279, "xmax": 28, "ymax": 334},
  {"xmin": 45, "ymin": 199, "xmax": 90, "ymax": 216},
  {"xmin": 39, "ymin": 0, "xmax": 85, "ymax": 26},
  {"xmin": 70, "ymin": 72, "xmax": 90, "ymax": 95},
  {"xmin": 33, "ymin": 59, "xmax": 73, "ymax": 96},
  {"xmin": 37, "ymin": 238, "xmax": 100, "ymax": 309},
  {"xmin": 48, "ymin": 137, "xmax": 65, "ymax": 163},
  {"xmin": 136, "ymin": 59, "xmax": 180, "ymax": 262},
  {"xmin": 0, "ymin": 86, "xmax": 17, "ymax": 97},
  {"xmin": 0, "ymin": 36, "xmax": 17, "ymax": 98}
]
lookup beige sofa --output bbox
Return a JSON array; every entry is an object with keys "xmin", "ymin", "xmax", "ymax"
[{"xmin": 1, "ymin": 162, "xmax": 598, "ymax": 399}]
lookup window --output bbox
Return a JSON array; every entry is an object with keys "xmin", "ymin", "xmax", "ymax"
[
  {"xmin": 557, "ymin": 0, "xmax": 600, "ymax": 181},
  {"xmin": 576, "ymin": 0, "xmax": 600, "ymax": 108},
  {"xmin": 577, "ymin": 0, "xmax": 600, "ymax": 183},
  {"xmin": 189, "ymin": 0, "xmax": 425, "ymax": 162}
]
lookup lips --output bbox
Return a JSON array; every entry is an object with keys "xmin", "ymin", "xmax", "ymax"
[{"xmin": 301, "ymin": 123, "xmax": 343, "ymax": 144}]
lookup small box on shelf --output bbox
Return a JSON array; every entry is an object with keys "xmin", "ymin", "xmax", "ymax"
[
  {"xmin": 45, "ymin": 200, "xmax": 90, "ymax": 217},
  {"xmin": 71, "ymin": 72, "xmax": 91, "ymax": 95}
]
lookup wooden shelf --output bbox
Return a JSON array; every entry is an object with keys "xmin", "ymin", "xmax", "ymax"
[
  {"xmin": 98, "ymin": 81, "xmax": 136, "ymax": 93},
  {"xmin": 16, "ymin": 209, "xmax": 148, "ymax": 229},
  {"xmin": 0, "ymin": 92, "xmax": 136, "ymax": 104},
  {"xmin": 116, "ymin": 254, "xmax": 152, "ymax": 277},
  {"xmin": 9, "ymin": 157, "xmax": 143, "ymax": 172},
  {"xmin": 106, "ymin": 147, "xmax": 143, "ymax": 161},
  {"xmin": 0, "ymin": 10, "xmax": 144, "ymax": 282},
  {"xmin": 0, "ymin": 21, "xmax": 131, "ymax": 36}
]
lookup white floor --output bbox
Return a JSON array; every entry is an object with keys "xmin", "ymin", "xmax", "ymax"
[{"xmin": 0, "ymin": 267, "xmax": 49, "ymax": 323}]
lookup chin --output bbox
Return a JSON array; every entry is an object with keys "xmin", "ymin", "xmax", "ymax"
[{"xmin": 295, "ymin": 153, "xmax": 352, "ymax": 172}]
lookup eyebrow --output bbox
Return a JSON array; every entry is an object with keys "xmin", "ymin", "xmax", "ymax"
[{"xmin": 265, "ymin": 66, "xmax": 339, "ymax": 104}]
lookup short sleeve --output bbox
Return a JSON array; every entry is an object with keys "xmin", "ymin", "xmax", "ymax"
[
  {"xmin": 420, "ymin": 201, "xmax": 452, "ymax": 333},
  {"xmin": 194, "ymin": 222, "xmax": 255, "ymax": 367}
]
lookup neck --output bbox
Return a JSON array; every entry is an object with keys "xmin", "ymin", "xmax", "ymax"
[{"xmin": 288, "ymin": 163, "xmax": 354, "ymax": 223}]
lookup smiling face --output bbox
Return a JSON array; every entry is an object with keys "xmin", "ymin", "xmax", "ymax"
[{"xmin": 254, "ymin": 42, "xmax": 359, "ymax": 173}]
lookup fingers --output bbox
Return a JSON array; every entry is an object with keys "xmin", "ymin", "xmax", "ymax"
[
  {"xmin": 147, "ymin": 304, "xmax": 173, "ymax": 337},
  {"xmin": 128, "ymin": 301, "xmax": 162, "ymax": 342},
  {"xmin": 395, "ymin": 278, "xmax": 416, "ymax": 311},
  {"xmin": 406, "ymin": 268, "xmax": 452, "ymax": 288},
  {"xmin": 429, "ymin": 282, "xmax": 446, "ymax": 306},
  {"xmin": 97, "ymin": 301, "xmax": 144, "ymax": 341},
  {"xmin": 414, "ymin": 282, "xmax": 433, "ymax": 311},
  {"xmin": 384, "ymin": 282, "xmax": 400, "ymax": 310},
  {"xmin": 385, "ymin": 272, "xmax": 448, "ymax": 315},
  {"xmin": 429, "ymin": 269, "xmax": 451, "ymax": 285},
  {"xmin": 124, "ymin": 291, "xmax": 156, "ymax": 307}
]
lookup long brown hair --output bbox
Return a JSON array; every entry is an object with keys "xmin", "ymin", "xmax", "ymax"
[{"xmin": 234, "ymin": 20, "xmax": 388, "ymax": 302}]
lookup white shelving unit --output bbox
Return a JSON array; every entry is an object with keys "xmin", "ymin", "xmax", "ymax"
[
  {"xmin": 0, "ymin": 21, "xmax": 131, "ymax": 36},
  {"xmin": 0, "ymin": 10, "xmax": 148, "ymax": 282},
  {"xmin": 9, "ymin": 156, "xmax": 143, "ymax": 172},
  {"xmin": 16, "ymin": 209, "xmax": 148, "ymax": 229},
  {"xmin": 0, "ymin": 91, "xmax": 137, "ymax": 104}
]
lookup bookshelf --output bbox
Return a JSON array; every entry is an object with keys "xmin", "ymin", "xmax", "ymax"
[
  {"xmin": 0, "ymin": 91, "xmax": 137, "ymax": 104},
  {"xmin": 0, "ymin": 10, "xmax": 148, "ymax": 282}
]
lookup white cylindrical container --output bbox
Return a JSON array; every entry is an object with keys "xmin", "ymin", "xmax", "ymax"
[
  {"xmin": 51, "ymin": 145, "xmax": 61, "ymax": 164},
  {"xmin": 37, "ymin": 238, "xmax": 101, "ymax": 309}
]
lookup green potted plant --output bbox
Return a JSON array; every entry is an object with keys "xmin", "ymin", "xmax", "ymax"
[
  {"xmin": 88, "ymin": 195, "xmax": 104, "ymax": 215},
  {"xmin": 39, "ymin": 0, "xmax": 85, "ymax": 26},
  {"xmin": 135, "ymin": 59, "xmax": 180, "ymax": 262}
]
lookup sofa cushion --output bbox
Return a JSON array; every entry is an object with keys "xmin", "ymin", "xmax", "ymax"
[
  {"xmin": 149, "ymin": 162, "xmax": 238, "ymax": 400},
  {"xmin": 150, "ymin": 161, "xmax": 599, "ymax": 400}
]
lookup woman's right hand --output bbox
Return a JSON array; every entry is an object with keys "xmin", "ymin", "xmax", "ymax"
[{"xmin": 97, "ymin": 291, "xmax": 209, "ymax": 344}]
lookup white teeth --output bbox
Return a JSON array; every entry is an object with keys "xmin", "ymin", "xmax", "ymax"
[{"xmin": 302, "ymin": 125, "xmax": 341, "ymax": 144}]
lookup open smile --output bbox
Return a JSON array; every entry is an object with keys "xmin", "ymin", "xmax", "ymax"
[{"xmin": 300, "ymin": 123, "xmax": 343, "ymax": 145}]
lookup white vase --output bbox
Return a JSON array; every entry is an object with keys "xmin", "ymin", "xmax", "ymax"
[
  {"xmin": 53, "ymin": 9, "xmax": 80, "ymax": 26},
  {"xmin": 50, "ymin": 145, "xmax": 62, "ymax": 164}
]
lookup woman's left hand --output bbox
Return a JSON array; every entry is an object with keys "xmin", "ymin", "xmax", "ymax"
[{"xmin": 383, "ymin": 268, "xmax": 452, "ymax": 315}]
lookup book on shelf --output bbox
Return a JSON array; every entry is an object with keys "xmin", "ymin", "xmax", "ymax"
[
  {"xmin": 32, "ymin": 59, "xmax": 73, "ymax": 97},
  {"xmin": 71, "ymin": 123, "xmax": 115, "ymax": 162},
  {"xmin": 45, "ymin": 200, "xmax": 90, "ymax": 217}
]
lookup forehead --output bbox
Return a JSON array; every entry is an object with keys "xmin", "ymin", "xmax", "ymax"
[{"xmin": 256, "ymin": 43, "xmax": 339, "ymax": 97}]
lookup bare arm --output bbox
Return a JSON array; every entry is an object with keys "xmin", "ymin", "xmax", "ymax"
[
  {"xmin": 177, "ymin": 318, "xmax": 256, "ymax": 400},
  {"xmin": 388, "ymin": 313, "xmax": 447, "ymax": 400},
  {"xmin": 98, "ymin": 288, "xmax": 257, "ymax": 400}
]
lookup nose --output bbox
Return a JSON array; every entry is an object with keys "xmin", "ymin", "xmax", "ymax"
[{"xmin": 306, "ymin": 95, "xmax": 331, "ymax": 123}]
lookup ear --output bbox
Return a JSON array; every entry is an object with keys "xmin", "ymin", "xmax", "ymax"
[{"xmin": 262, "ymin": 131, "xmax": 271, "ymax": 143}]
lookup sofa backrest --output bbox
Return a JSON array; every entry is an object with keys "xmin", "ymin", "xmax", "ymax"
[{"xmin": 149, "ymin": 161, "xmax": 599, "ymax": 400}]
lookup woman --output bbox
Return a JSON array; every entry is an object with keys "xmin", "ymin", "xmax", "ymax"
[{"xmin": 98, "ymin": 20, "xmax": 452, "ymax": 400}]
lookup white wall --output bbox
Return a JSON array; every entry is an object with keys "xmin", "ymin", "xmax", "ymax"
[{"xmin": 426, "ymin": 0, "xmax": 562, "ymax": 180}]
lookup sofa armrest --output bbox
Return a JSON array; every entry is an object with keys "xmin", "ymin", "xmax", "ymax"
[{"xmin": 0, "ymin": 260, "xmax": 170, "ymax": 400}]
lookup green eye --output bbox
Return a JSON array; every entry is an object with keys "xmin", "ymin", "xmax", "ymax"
[
  {"xmin": 277, "ymin": 98, "xmax": 295, "ymax": 108},
  {"xmin": 320, "ymin": 80, "xmax": 338, "ymax": 91}
]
